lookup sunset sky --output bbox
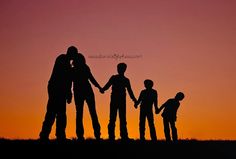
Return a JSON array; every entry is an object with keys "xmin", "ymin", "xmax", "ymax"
[{"xmin": 0, "ymin": 0, "xmax": 235, "ymax": 140}]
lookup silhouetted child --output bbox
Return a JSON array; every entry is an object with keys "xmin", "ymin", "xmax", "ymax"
[
  {"xmin": 102, "ymin": 63, "xmax": 137, "ymax": 140},
  {"xmin": 157, "ymin": 92, "xmax": 185, "ymax": 142},
  {"xmin": 135, "ymin": 79, "xmax": 158, "ymax": 141}
]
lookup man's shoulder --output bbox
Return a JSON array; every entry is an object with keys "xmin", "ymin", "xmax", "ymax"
[
  {"xmin": 56, "ymin": 54, "xmax": 67, "ymax": 60},
  {"xmin": 58, "ymin": 54, "xmax": 66, "ymax": 58}
]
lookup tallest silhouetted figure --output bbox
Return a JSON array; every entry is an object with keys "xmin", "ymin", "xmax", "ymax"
[
  {"xmin": 102, "ymin": 63, "xmax": 137, "ymax": 140},
  {"xmin": 39, "ymin": 46, "xmax": 77, "ymax": 141}
]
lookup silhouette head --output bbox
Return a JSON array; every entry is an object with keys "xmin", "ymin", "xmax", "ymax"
[
  {"xmin": 73, "ymin": 53, "xmax": 86, "ymax": 67},
  {"xmin": 144, "ymin": 79, "xmax": 153, "ymax": 89},
  {"xmin": 66, "ymin": 46, "xmax": 78, "ymax": 60},
  {"xmin": 175, "ymin": 92, "xmax": 185, "ymax": 101},
  {"xmin": 117, "ymin": 63, "xmax": 127, "ymax": 75}
]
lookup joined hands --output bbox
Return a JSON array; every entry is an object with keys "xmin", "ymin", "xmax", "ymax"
[
  {"xmin": 155, "ymin": 109, "xmax": 161, "ymax": 114},
  {"xmin": 134, "ymin": 100, "xmax": 138, "ymax": 109},
  {"xmin": 99, "ymin": 87, "xmax": 105, "ymax": 94}
]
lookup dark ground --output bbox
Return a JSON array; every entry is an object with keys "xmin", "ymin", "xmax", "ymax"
[{"xmin": 0, "ymin": 139, "xmax": 235, "ymax": 159}]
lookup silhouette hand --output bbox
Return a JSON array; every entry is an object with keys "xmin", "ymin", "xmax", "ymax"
[
  {"xmin": 99, "ymin": 88, "xmax": 104, "ymax": 94},
  {"xmin": 155, "ymin": 109, "xmax": 160, "ymax": 114},
  {"xmin": 134, "ymin": 101, "xmax": 138, "ymax": 109}
]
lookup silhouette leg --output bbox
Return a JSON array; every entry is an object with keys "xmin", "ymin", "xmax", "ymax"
[
  {"xmin": 108, "ymin": 97, "xmax": 117, "ymax": 140},
  {"xmin": 147, "ymin": 111, "xmax": 157, "ymax": 141},
  {"xmin": 56, "ymin": 100, "xmax": 67, "ymax": 140},
  {"xmin": 86, "ymin": 94, "xmax": 101, "ymax": 139},
  {"xmin": 75, "ymin": 97, "xmax": 85, "ymax": 140},
  {"xmin": 163, "ymin": 118, "xmax": 171, "ymax": 142},
  {"xmin": 170, "ymin": 120, "xmax": 178, "ymax": 142},
  {"xmin": 39, "ymin": 99, "xmax": 56, "ymax": 140},
  {"xmin": 119, "ymin": 100, "xmax": 128, "ymax": 139},
  {"xmin": 139, "ymin": 109, "xmax": 146, "ymax": 140}
]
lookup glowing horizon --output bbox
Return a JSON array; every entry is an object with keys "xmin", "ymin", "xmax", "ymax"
[{"xmin": 0, "ymin": 0, "xmax": 236, "ymax": 140}]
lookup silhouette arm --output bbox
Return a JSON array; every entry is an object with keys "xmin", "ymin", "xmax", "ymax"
[
  {"xmin": 135, "ymin": 92, "xmax": 143, "ymax": 108},
  {"xmin": 89, "ymin": 71, "xmax": 102, "ymax": 89},
  {"xmin": 85, "ymin": 65, "xmax": 101, "ymax": 89},
  {"xmin": 48, "ymin": 55, "xmax": 63, "ymax": 85},
  {"xmin": 154, "ymin": 91, "xmax": 158, "ymax": 112},
  {"xmin": 67, "ymin": 64, "xmax": 75, "ymax": 104},
  {"xmin": 102, "ymin": 76, "xmax": 113, "ymax": 91},
  {"xmin": 126, "ymin": 79, "xmax": 137, "ymax": 102},
  {"xmin": 158, "ymin": 100, "xmax": 169, "ymax": 112},
  {"xmin": 66, "ymin": 70, "xmax": 73, "ymax": 104}
]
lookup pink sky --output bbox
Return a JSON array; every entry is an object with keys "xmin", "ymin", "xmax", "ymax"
[{"xmin": 0, "ymin": 0, "xmax": 236, "ymax": 139}]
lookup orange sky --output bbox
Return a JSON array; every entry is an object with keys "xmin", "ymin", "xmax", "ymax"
[{"xmin": 0, "ymin": 0, "xmax": 236, "ymax": 140}]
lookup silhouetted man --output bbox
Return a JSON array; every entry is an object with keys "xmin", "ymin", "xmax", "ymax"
[
  {"xmin": 72, "ymin": 53, "xmax": 102, "ymax": 140},
  {"xmin": 135, "ymin": 79, "xmax": 158, "ymax": 141},
  {"xmin": 157, "ymin": 92, "xmax": 185, "ymax": 142},
  {"xmin": 39, "ymin": 46, "xmax": 77, "ymax": 141},
  {"xmin": 102, "ymin": 63, "xmax": 137, "ymax": 140}
]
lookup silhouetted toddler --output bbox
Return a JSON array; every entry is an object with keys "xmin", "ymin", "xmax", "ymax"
[{"xmin": 157, "ymin": 92, "xmax": 185, "ymax": 142}]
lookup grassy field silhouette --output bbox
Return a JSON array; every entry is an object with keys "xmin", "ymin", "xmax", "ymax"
[{"xmin": 0, "ymin": 139, "xmax": 235, "ymax": 159}]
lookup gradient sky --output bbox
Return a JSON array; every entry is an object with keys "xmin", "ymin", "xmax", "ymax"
[{"xmin": 0, "ymin": 0, "xmax": 236, "ymax": 140}]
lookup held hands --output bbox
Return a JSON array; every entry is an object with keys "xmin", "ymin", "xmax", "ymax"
[
  {"xmin": 155, "ymin": 108, "xmax": 161, "ymax": 114},
  {"xmin": 134, "ymin": 101, "xmax": 139, "ymax": 109},
  {"xmin": 99, "ymin": 87, "xmax": 105, "ymax": 94}
]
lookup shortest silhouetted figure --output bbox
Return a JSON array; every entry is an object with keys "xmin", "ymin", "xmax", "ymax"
[
  {"xmin": 157, "ymin": 92, "xmax": 185, "ymax": 142},
  {"xmin": 135, "ymin": 79, "xmax": 158, "ymax": 141}
]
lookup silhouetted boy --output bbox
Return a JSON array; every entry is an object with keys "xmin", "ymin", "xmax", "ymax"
[
  {"xmin": 157, "ymin": 92, "xmax": 185, "ymax": 142},
  {"xmin": 102, "ymin": 63, "xmax": 137, "ymax": 140},
  {"xmin": 135, "ymin": 79, "xmax": 158, "ymax": 141},
  {"xmin": 39, "ymin": 46, "xmax": 77, "ymax": 141}
]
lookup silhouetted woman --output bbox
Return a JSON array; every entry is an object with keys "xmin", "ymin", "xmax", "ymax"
[{"xmin": 72, "ymin": 53, "xmax": 102, "ymax": 140}]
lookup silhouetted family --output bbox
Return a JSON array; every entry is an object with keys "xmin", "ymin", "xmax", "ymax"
[{"xmin": 39, "ymin": 46, "xmax": 185, "ymax": 143}]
